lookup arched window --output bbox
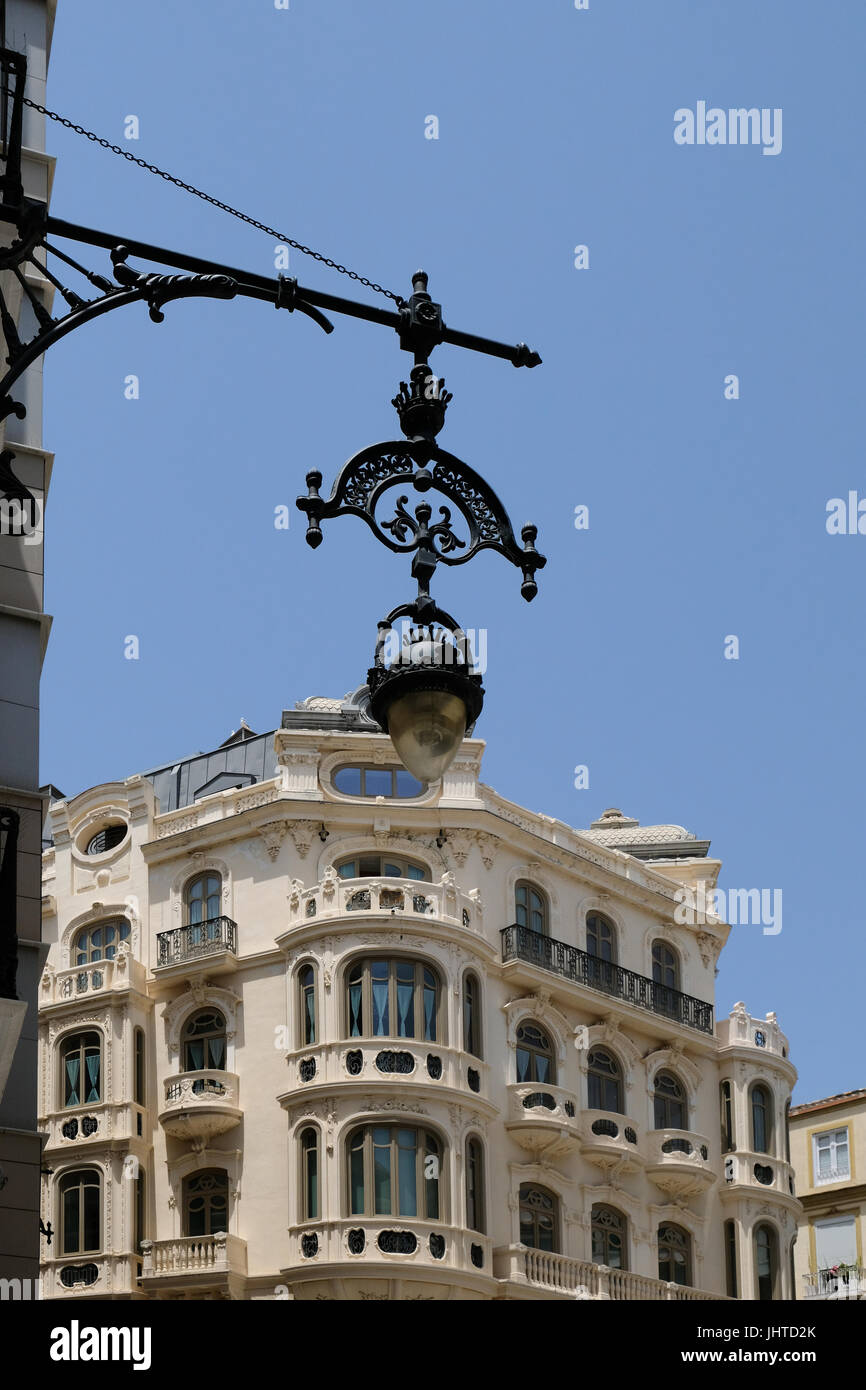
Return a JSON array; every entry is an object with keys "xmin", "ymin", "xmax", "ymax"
[
  {"xmin": 84, "ymin": 823, "xmax": 126, "ymax": 856},
  {"xmin": 182, "ymin": 1011, "xmax": 227, "ymax": 1071},
  {"xmin": 59, "ymin": 1169, "xmax": 101, "ymax": 1255},
  {"xmin": 61, "ymin": 1032, "xmax": 102, "ymax": 1108},
  {"xmin": 658, "ymin": 1223, "xmax": 692, "ymax": 1286},
  {"xmin": 466, "ymin": 1136, "xmax": 485, "ymax": 1233},
  {"xmin": 720, "ymin": 1079, "xmax": 735, "ymax": 1152},
  {"xmin": 299, "ymin": 964, "xmax": 317, "ymax": 1046},
  {"xmin": 653, "ymin": 1072, "xmax": 687, "ymax": 1130},
  {"xmin": 345, "ymin": 957, "xmax": 441, "ymax": 1041},
  {"xmin": 515, "ymin": 881, "xmax": 547, "ymax": 934},
  {"xmin": 591, "ymin": 1204, "xmax": 627, "ymax": 1269},
  {"xmin": 518, "ymin": 1184, "xmax": 558, "ymax": 1252},
  {"xmin": 587, "ymin": 1047, "xmax": 623, "ymax": 1113},
  {"xmin": 463, "ymin": 972, "xmax": 481, "ymax": 1057},
  {"xmin": 755, "ymin": 1223, "xmax": 779, "ymax": 1300},
  {"xmin": 300, "ymin": 1128, "xmax": 319, "ymax": 1221},
  {"xmin": 750, "ymin": 1083, "xmax": 773, "ymax": 1154},
  {"xmin": 652, "ymin": 940, "xmax": 680, "ymax": 992},
  {"xmin": 185, "ymin": 872, "xmax": 222, "ymax": 941},
  {"xmin": 586, "ymin": 912, "xmax": 616, "ymax": 963},
  {"xmin": 73, "ymin": 919, "xmax": 130, "ymax": 965},
  {"xmin": 183, "ymin": 1169, "xmax": 229, "ymax": 1237},
  {"xmin": 336, "ymin": 854, "xmax": 429, "ymax": 881},
  {"xmin": 347, "ymin": 1125, "xmax": 441, "ymax": 1219},
  {"xmin": 515, "ymin": 1022, "xmax": 556, "ymax": 1084}
]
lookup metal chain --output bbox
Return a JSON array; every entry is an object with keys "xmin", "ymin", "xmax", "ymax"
[{"xmin": 22, "ymin": 96, "xmax": 405, "ymax": 304}]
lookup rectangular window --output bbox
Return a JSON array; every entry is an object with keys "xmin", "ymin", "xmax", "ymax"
[
  {"xmin": 373, "ymin": 1128, "xmax": 391, "ymax": 1214},
  {"xmin": 134, "ymin": 1174, "xmax": 145, "ymax": 1254},
  {"xmin": 813, "ymin": 1128, "xmax": 850, "ymax": 1186},
  {"xmin": 371, "ymin": 961, "xmax": 389, "ymax": 1036},
  {"xmin": 720, "ymin": 1080, "xmax": 735, "ymax": 1152},
  {"xmin": 397, "ymin": 1130, "xmax": 417, "ymax": 1216},
  {"xmin": 364, "ymin": 769, "xmax": 392, "ymax": 798},
  {"xmin": 395, "ymin": 961, "xmax": 414, "ymax": 1038},
  {"xmin": 724, "ymin": 1220, "xmax": 738, "ymax": 1298},
  {"xmin": 134, "ymin": 1028, "xmax": 145, "ymax": 1106},
  {"xmin": 814, "ymin": 1214, "xmax": 857, "ymax": 1270}
]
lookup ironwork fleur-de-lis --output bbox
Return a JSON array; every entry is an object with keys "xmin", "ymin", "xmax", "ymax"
[{"xmin": 381, "ymin": 496, "xmax": 466, "ymax": 555}]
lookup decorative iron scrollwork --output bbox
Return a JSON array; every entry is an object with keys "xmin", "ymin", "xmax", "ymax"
[
  {"xmin": 429, "ymin": 1233, "xmax": 445, "ymax": 1260},
  {"xmin": 81, "ymin": 1115, "xmax": 98, "ymax": 1137},
  {"xmin": 470, "ymin": 1243, "xmax": 484, "ymax": 1269},
  {"xmin": 299, "ymin": 1058, "xmax": 317, "ymax": 1083},
  {"xmin": 467, "ymin": 1068, "xmax": 480, "ymax": 1093},
  {"xmin": 346, "ymin": 889, "xmax": 371, "ymax": 912},
  {"xmin": 61, "ymin": 1119, "xmax": 78, "ymax": 1140},
  {"xmin": 624, "ymin": 1126, "xmax": 637, "ymax": 1145},
  {"xmin": 375, "ymin": 1050, "xmax": 415, "ymax": 1075},
  {"xmin": 377, "ymin": 1229, "xmax": 417, "ymax": 1255},
  {"xmin": 301, "ymin": 1232, "xmax": 319, "ymax": 1258},
  {"xmin": 564, "ymin": 1101, "xmax": 576, "ymax": 1118},
  {"xmin": 523, "ymin": 1092, "xmax": 556, "ymax": 1111},
  {"xmin": 426, "ymin": 1055, "xmax": 442, "ymax": 1080},
  {"xmin": 591, "ymin": 1117, "xmax": 618, "ymax": 1138},
  {"xmin": 345, "ymin": 1050, "xmax": 363, "ymax": 1076},
  {"xmin": 347, "ymin": 1228, "xmax": 366, "ymax": 1255}
]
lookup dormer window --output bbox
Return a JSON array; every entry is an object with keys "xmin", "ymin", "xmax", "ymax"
[{"xmin": 332, "ymin": 765, "xmax": 426, "ymax": 799}]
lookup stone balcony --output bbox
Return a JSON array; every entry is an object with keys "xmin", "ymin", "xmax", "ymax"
[
  {"xmin": 139, "ymin": 1233, "xmax": 248, "ymax": 1298},
  {"xmin": 721, "ymin": 1150, "xmax": 797, "ymax": 1202},
  {"xmin": 41, "ymin": 1100, "xmax": 147, "ymax": 1153},
  {"xmin": 287, "ymin": 873, "xmax": 488, "ymax": 946},
  {"xmin": 158, "ymin": 1070, "xmax": 242, "ymax": 1142},
  {"xmin": 40, "ymin": 1253, "xmax": 142, "ymax": 1300},
  {"xmin": 504, "ymin": 1082, "xmax": 581, "ymax": 1157},
  {"xmin": 281, "ymin": 1039, "xmax": 492, "ymax": 1112},
  {"xmin": 282, "ymin": 1219, "xmax": 494, "ymax": 1297},
  {"xmin": 494, "ymin": 1246, "xmax": 724, "ymax": 1301},
  {"xmin": 645, "ymin": 1129, "xmax": 715, "ymax": 1197},
  {"xmin": 39, "ymin": 954, "xmax": 147, "ymax": 1010},
  {"xmin": 579, "ymin": 1110, "xmax": 644, "ymax": 1174}
]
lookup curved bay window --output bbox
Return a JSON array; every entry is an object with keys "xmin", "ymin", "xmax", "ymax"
[
  {"xmin": 755, "ymin": 1223, "xmax": 779, "ymax": 1300},
  {"xmin": 299, "ymin": 964, "xmax": 317, "ymax": 1046},
  {"xmin": 586, "ymin": 912, "xmax": 617, "ymax": 963},
  {"xmin": 465, "ymin": 1136, "xmax": 485, "ymax": 1233},
  {"xmin": 345, "ymin": 957, "xmax": 440, "ymax": 1041},
  {"xmin": 336, "ymin": 854, "xmax": 429, "ymax": 881},
  {"xmin": 183, "ymin": 1169, "xmax": 229, "ymax": 1237},
  {"xmin": 515, "ymin": 1022, "xmax": 555, "ymax": 1084},
  {"xmin": 73, "ymin": 918, "xmax": 131, "ymax": 965},
  {"xmin": 300, "ymin": 1127, "xmax": 319, "ymax": 1221},
  {"xmin": 463, "ymin": 972, "xmax": 481, "ymax": 1057},
  {"xmin": 348, "ymin": 1125, "xmax": 441, "ymax": 1219},
  {"xmin": 59, "ymin": 1168, "xmax": 101, "ymax": 1255},
  {"xmin": 182, "ymin": 1010, "xmax": 227, "ymax": 1072},
  {"xmin": 591, "ymin": 1204, "xmax": 627, "ymax": 1269},
  {"xmin": 658, "ymin": 1223, "xmax": 692, "ymax": 1286},
  {"xmin": 587, "ymin": 1047, "xmax": 623, "ymax": 1113},
  {"xmin": 750, "ymin": 1082, "xmax": 773, "ymax": 1154},
  {"xmin": 61, "ymin": 1031, "xmax": 101, "ymax": 1108},
  {"xmin": 515, "ymin": 880, "xmax": 547, "ymax": 934},
  {"xmin": 518, "ymin": 1184, "xmax": 558, "ymax": 1252},
  {"xmin": 653, "ymin": 1072, "xmax": 687, "ymax": 1130}
]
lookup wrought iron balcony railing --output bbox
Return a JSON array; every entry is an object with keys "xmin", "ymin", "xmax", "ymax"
[
  {"xmin": 156, "ymin": 917, "xmax": 237, "ymax": 967},
  {"xmin": 500, "ymin": 925, "xmax": 714, "ymax": 1035}
]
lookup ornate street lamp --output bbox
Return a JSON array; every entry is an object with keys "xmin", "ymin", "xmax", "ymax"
[{"xmin": 0, "ymin": 50, "xmax": 546, "ymax": 787}]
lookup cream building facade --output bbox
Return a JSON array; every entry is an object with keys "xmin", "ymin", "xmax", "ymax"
[
  {"xmin": 790, "ymin": 1087, "xmax": 866, "ymax": 1300},
  {"xmin": 37, "ymin": 696, "xmax": 801, "ymax": 1300}
]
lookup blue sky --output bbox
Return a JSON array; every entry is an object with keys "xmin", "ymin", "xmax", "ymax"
[{"xmin": 38, "ymin": 2, "xmax": 865, "ymax": 1103}]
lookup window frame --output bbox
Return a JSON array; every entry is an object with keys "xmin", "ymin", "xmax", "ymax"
[
  {"xmin": 586, "ymin": 912, "xmax": 617, "ymax": 964},
  {"xmin": 812, "ymin": 1126, "xmax": 850, "ymax": 1186},
  {"xmin": 335, "ymin": 853, "xmax": 430, "ymax": 882},
  {"xmin": 724, "ymin": 1219, "xmax": 738, "ymax": 1298},
  {"xmin": 754, "ymin": 1222, "xmax": 779, "ymax": 1301},
  {"xmin": 300, "ymin": 1127, "xmax": 320, "ymax": 1222},
  {"xmin": 346, "ymin": 1123, "xmax": 443, "ymax": 1220},
  {"xmin": 332, "ymin": 764, "xmax": 427, "ymax": 799},
  {"xmin": 184, "ymin": 872, "xmax": 223, "ymax": 932},
  {"xmin": 60, "ymin": 1030, "xmax": 102, "ymax": 1110},
  {"xmin": 653, "ymin": 1071, "xmax": 687, "ymax": 1130},
  {"xmin": 59, "ymin": 1167, "xmax": 101, "ymax": 1256},
  {"xmin": 298, "ymin": 963, "xmax": 317, "ymax": 1047},
  {"xmin": 182, "ymin": 1009, "xmax": 227, "ymax": 1072},
  {"xmin": 72, "ymin": 918, "xmax": 131, "ymax": 965},
  {"xmin": 651, "ymin": 939, "xmax": 680, "ymax": 992},
  {"xmin": 343, "ymin": 956, "xmax": 442, "ymax": 1042},
  {"xmin": 518, "ymin": 1183, "xmax": 558, "ymax": 1253},
  {"xmin": 462, "ymin": 971, "xmax": 482, "ymax": 1058},
  {"xmin": 515, "ymin": 1021, "xmax": 556, "ymax": 1085},
  {"xmin": 750, "ymin": 1082, "xmax": 774, "ymax": 1155},
  {"xmin": 514, "ymin": 880, "xmax": 548, "ymax": 935},
  {"xmin": 720, "ymin": 1079, "xmax": 735, "ymax": 1152},
  {"xmin": 465, "ymin": 1135, "xmax": 485, "ymax": 1234},
  {"xmin": 657, "ymin": 1222, "xmax": 692, "ymax": 1287},
  {"xmin": 182, "ymin": 1168, "xmax": 229, "ymax": 1238},
  {"xmin": 134, "ymin": 1027, "xmax": 145, "ymax": 1107},
  {"xmin": 587, "ymin": 1046, "xmax": 623, "ymax": 1113},
  {"xmin": 591, "ymin": 1203, "xmax": 628, "ymax": 1270}
]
